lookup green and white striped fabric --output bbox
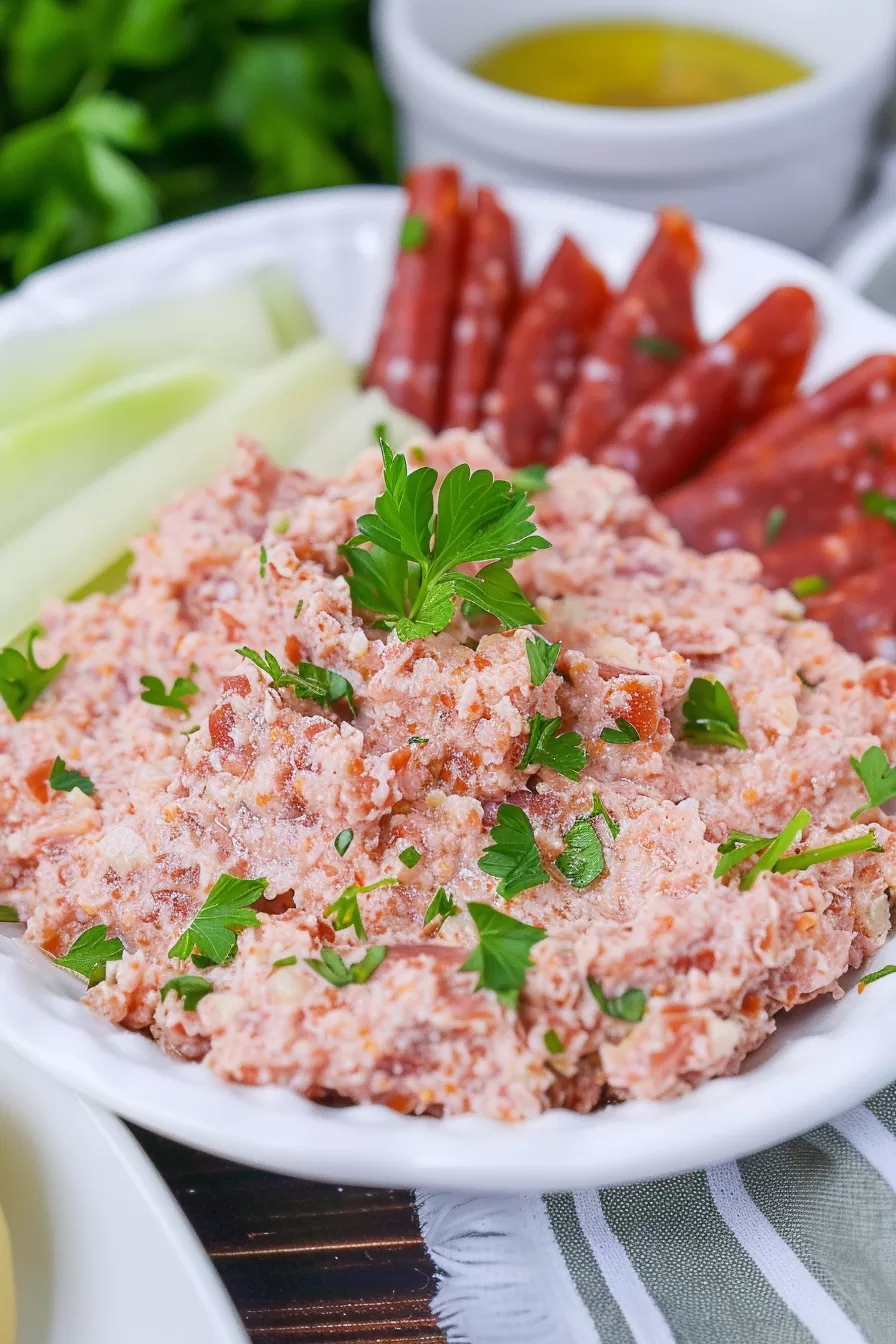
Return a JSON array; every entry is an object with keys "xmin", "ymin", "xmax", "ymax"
[{"xmin": 417, "ymin": 1083, "xmax": 896, "ymax": 1343}]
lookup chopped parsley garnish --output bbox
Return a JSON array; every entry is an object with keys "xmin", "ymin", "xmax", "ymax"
[
  {"xmin": 273, "ymin": 515, "xmax": 290, "ymax": 535},
  {"xmin": 680, "ymin": 677, "xmax": 747, "ymax": 750},
  {"xmin": 181, "ymin": 725, "xmax": 200, "ymax": 737},
  {"xmin": 556, "ymin": 802, "xmax": 606, "ymax": 888},
  {"xmin": 140, "ymin": 674, "xmax": 198, "ymax": 715},
  {"xmin": 160, "ymin": 975, "xmax": 213, "ymax": 1012},
  {"xmin": 0, "ymin": 629, "xmax": 67, "ymax": 721},
  {"xmin": 272, "ymin": 955, "xmax": 298, "ymax": 968},
  {"xmin": 850, "ymin": 745, "xmax": 896, "ymax": 818},
  {"xmin": 334, "ymin": 828, "xmax": 354, "ymax": 857},
  {"xmin": 511, "ymin": 463, "xmax": 550, "ymax": 494},
  {"xmin": 588, "ymin": 979, "xmax": 647, "ymax": 1022},
  {"xmin": 49, "ymin": 756, "xmax": 95, "ymax": 796},
  {"xmin": 631, "ymin": 333, "xmax": 682, "ymax": 361},
  {"xmin": 169, "ymin": 873, "xmax": 266, "ymax": 964},
  {"xmin": 410, "ymin": 445, "xmax": 426, "ymax": 463},
  {"xmin": 600, "ymin": 717, "xmax": 639, "ymax": 745},
  {"xmin": 592, "ymin": 792, "xmax": 620, "ymax": 839},
  {"xmin": 790, "ymin": 574, "xmax": 829, "ymax": 598},
  {"xmin": 399, "ymin": 845, "xmax": 422, "ymax": 868},
  {"xmin": 519, "ymin": 713, "xmax": 586, "ymax": 780},
  {"xmin": 858, "ymin": 964, "xmax": 896, "ymax": 992},
  {"xmin": 764, "ymin": 505, "xmax": 787, "ymax": 544},
  {"xmin": 408, "ymin": 735, "xmax": 428, "ymax": 745},
  {"xmin": 729, "ymin": 808, "xmax": 881, "ymax": 891},
  {"xmin": 526, "ymin": 636, "xmax": 560, "ymax": 687},
  {"xmin": 55, "ymin": 924, "xmax": 124, "ymax": 988},
  {"xmin": 325, "ymin": 878, "xmax": 397, "ymax": 941},
  {"xmin": 0, "ymin": 905, "xmax": 20, "ymax": 922},
  {"xmin": 259, "ymin": 544, "xmax": 268, "ymax": 578},
  {"xmin": 294, "ymin": 600, "xmax": 304, "ymax": 618},
  {"xmin": 424, "ymin": 887, "xmax": 458, "ymax": 928},
  {"xmin": 400, "ymin": 213, "xmax": 428, "ymax": 250},
  {"xmin": 305, "ymin": 945, "xmax": 388, "ymax": 986},
  {"xmin": 461, "ymin": 901, "xmax": 546, "ymax": 1008},
  {"xmin": 342, "ymin": 439, "xmax": 549, "ymax": 641},
  {"xmin": 862, "ymin": 489, "xmax": 896, "ymax": 525},
  {"xmin": 236, "ymin": 647, "xmax": 355, "ymax": 715},
  {"xmin": 543, "ymin": 1028, "xmax": 564, "ymax": 1054},
  {"xmin": 478, "ymin": 803, "xmax": 550, "ymax": 900}
]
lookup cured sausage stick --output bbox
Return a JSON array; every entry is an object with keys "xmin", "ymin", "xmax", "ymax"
[
  {"xmin": 443, "ymin": 187, "xmax": 519, "ymax": 431},
  {"xmin": 480, "ymin": 236, "xmax": 612, "ymax": 466},
  {"xmin": 659, "ymin": 399, "xmax": 896, "ymax": 554},
  {"xmin": 591, "ymin": 286, "xmax": 818, "ymax": 495},
  {"xmin": 804, "ymin": 563, "xmax": 896, "ymax": 661},
  {"xmin": 760, "ymin": 517, "xmax": 896, "ymax": 592},
  {"xmin": 708, "ymin": 353, "xmax": 896, "ymax": 477},
  {"xmin": 363, "ymin": 165, "xmax": 465, "ymax": 429},
  {"xmin": 558, "ymin": 207, "xmax": 701, "ymax": 460}
]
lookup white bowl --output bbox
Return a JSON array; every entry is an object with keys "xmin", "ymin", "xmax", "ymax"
[
  {"xmin": 4, "ymin": 185, "xmax": 896, "ymax": 1192},
  {"xmin": 373, "ymin": 0, "xmax": 896, "ymax": 253}
]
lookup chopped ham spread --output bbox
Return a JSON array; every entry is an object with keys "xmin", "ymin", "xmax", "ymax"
[{"xmin": 3, "ymin": 433, "xmax": 896, "ymax": 1121}]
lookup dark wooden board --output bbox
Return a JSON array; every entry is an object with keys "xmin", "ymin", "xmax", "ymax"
[{"xmin": 133, "ymin": 1127, "xmax": 446, "ymax": 1343}]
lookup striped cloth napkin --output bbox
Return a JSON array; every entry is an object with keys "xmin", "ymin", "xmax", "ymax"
[{"xmin": 417, "ymin": 1082, "xmax": 896, "ymax": 1344}]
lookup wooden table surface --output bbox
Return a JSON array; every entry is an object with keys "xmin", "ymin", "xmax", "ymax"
[{"xmin": 134, "ymin": 1127, "xmax": 446, "ymax": 1343}]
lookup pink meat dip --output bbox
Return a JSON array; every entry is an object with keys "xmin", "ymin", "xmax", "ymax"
[{"xmin": 3, "ymin": 433, "xmax": 896, "ymax": 1121}]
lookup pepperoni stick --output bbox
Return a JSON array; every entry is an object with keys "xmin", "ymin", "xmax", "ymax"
[
  {"xmin": 804, "ymin": 563, "xmax": 896, "ymax": 661},
  {"xmin": 591, "ymin": 286, "xmax": 818, "ymax": 495},
  {"xmin": 443, "ymin": 187, "xmax": 519, "ymax": 431},
  {"xmin": 708, "ymin": 353, "xmax": 896, "ymax": 477},
  {"xmin": 558, "ymin": 208, "xmax": 701, "ymax": 460},
  {"xmin": 759, "ymin": 517, "xmax": 896, "ymax": 592},
  {"xmin": 659, "ymin": 399, "xmax": 896, "ymax": 553},
  {"xmin": 480, "ymin": 236, "xmax": 612, "ymax": 466},
  {"xmin": 363, "ymin": 165, "xmax": 465, "ymax": 429}
]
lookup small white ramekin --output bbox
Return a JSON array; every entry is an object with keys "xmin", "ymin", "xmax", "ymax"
[{"xmin": 373, "ymin": 0, "xmax": 896, "ymax": 254}]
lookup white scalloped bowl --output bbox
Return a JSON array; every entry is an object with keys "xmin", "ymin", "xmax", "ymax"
[{"xmin": 3, "ymin": 186, "xmax": 896, "ymax": 1192}]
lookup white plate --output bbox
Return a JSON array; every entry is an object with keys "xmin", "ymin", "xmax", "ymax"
[
  {"xmin": 0, "ymin": 1038, "xmax": 248, "ymax": 1343},
  {"xmin": 3, "ymin": 186, "xmax": 896, "ymax": 1193}
]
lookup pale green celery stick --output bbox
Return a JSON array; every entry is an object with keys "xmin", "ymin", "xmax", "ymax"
[
  {"xmin": 0, "ymin": 266, "xmax": 315, "ymax": 429},
  {"xmin": 0, "ymin": 361, "xmax": 233, "ymax": 545},
  {"xmin": 294, "ymin": 387, "xmax": 426, "ymax": 476},
  {"xmin": 0, "ymin": 338, "xmax": 356, "ymax": 643}
]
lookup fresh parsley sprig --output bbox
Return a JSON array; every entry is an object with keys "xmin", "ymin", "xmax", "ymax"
[
  {"xmin": 556, "ymin": 800, "xmax": 606, "ymax": 888},
  {"xmin": 160, "ymin": 976, "xmax": 213, "ymax": 1012},
  {"xmin": 0, "ymin": 905, "xmax": 19, "ymax": 922},
  {"xmin": 850, "ymin": 746, "xmax": 896, "ymax": 818},
  {"xmin": 343, "ymin": 439, "xmax": 549, "ymax": 641},
  {"xmin": 55, "ymin": 924, "xmax": 124, "ymax": 988},
  {"xmin": 0, "ymin": 629, "xmax": 67, "ymax": 721},
  {"xmin": 461, "ymin": 902, "xmax": 546, "ymax": 1008},
  {"xmin": 306, "ymin": 945, "xmax": 388, "ymax": 986},
  {"xmin": 49, "ymin": 756, "xmax": 95, "ymax": 795},
  {"xmin": 588, "ymin": 979, "xmax": 647, "ymax": 1022},
  {"xmin": 169, "ymin": 873, "xmax": 267, "ymax": 964},
  {"xmin": 526, "ymin": 636, "xmax": 560, "ymax": 687},
  {"xmin": 424, "ymin": 887, "xmax": 459, "ymax": 929},
  {"xmin": 519, "ymin": 713, "xmax": 587, "ymax": 781},
  {"xmin": 140, "ymin": 674, "xmax": 198, "ymax": 715},
  {"xmin": 680, "ymin": 677, "xmax": 747, "ymax": 750},
  {"xmin": 478, "ymin": 803, "xmax": 550, "ymax": 900},
  {"xmin": 237, "ymin": 647, "xmax": 355, "ymax": 715},
  {"xmin": 324, "ymin": 878, "xmax": 396, "ymax": 941},
  {"xmin": 334, "ymin": 828, "xmax": 353, "ymax": 857},
  {"xmin": 600, "ymin": 717, "xmax": 639, "ymax": 745}
]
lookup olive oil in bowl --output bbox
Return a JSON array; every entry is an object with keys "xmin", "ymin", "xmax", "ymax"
[{"xmin": 471, "ymin": 21, "xmax": 809, "ymax": 109}]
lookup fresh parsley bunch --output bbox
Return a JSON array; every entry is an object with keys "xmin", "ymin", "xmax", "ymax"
[{"xmin": 343, "ymin": 440, "xmax": 550, "ymax": 641}]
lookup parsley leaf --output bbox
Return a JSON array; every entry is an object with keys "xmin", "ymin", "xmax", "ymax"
[
  {"xmin": 325, "ymin": 878, "xmax": 397, "ymax": 941},
  {"xmin": 862, "ymin": 489, "xmax": 896, "ymax": 525},
  {"xmin": 557, "ymin": 810, "xmax": 605, "ymax": 887},
  {"xmin": 424, "ymin": 887, "xmax": 459, "ymax": 928},
  {"xmin": 592, "ymin": 792, "xmax": 620, "ymax": 838},
  {"xmin": 512, "ymin": 463, "xmax": 550, "ymax": 494},
  {"xmin": 543, "ymin": 1028, "xmax": 564, "ymax": 1054},
  {"xmin": 790, "ymin": 574, "xmax": 829, "ymax": 598},
  {"xmin": 588, "ymin": 979, "xmax": 647, "ymax": 1022},
  {"xmin": 305, "ymin": 945, "xmax": 388, "ymax": 986},
  {"xmin": 631, "ymin": 333, "xmax": 681, "ymax": 361},
  {"xmin": 0, "ymin": 629, "xmax": 67, "ymax": 721},
  {"xmin": 334, "ymin": 828, "xmax": 354, "ymax": 857},
  {"xmin": 526, "ymin": 636, "xmax": 560, "ymax": 687},
  {"xmin": 237, "ymin": 647, "xmax": 355, "ymax": 715},
  {"xmin": 400, "ymin": 846, "xmax": 422, "ymax": 868},
  {"xmin": 0, "ymin": 905, "xmax": 20, "ymax": 922},
  {"xmin": 273, "ymin": 516, "xmax": 290, "ymax": 535},
  {"xmin": 850, "ymin": 746, "xmax": 896, "ymax": 818},
  {"xmin": 140, "ymin": 674, "xmax": 198, "ymax": 715},
  {"xmin": 478, "ymin": 803, "xmax": 550, "ymax": 900},
  {"xmin": 519, "ymin": 712, "xmax": 587, "ymax": 780},
  {"xmin": 400, "ymin": 213, "xmax": 428, "ymax": 250},
  {"xmin": 344, "ymin": 440, "xmax": 549, "ymax": 641},
  {"xmin": 680, "ymin": 677, "xmax": 747, "ymax": 750},
  {"xmin": 461, "ymin": 901, "xmax": 547, "ymax": 1008},
  {"xmin": 168, "ymin": 873, "xmax": 266, "ymax": 964},
  {"xmin": 259, "ymin": 544, "xmax": 268, "ymax": 578},
  {"xmin": 272, "ymin": 955, "xmax": 298, "ymax": 968},
  {"xmin": 858, "ymin": 965, "xmax": 896, "ymax": 992},
  {"xmin": 408, "ymin": 735, "xmax": 429, "ymax": 745},
  {"xmin": 160, "ymin": 975, "xmax": 213, "ymax": 1012},
  {"xmin": 600, "ymin": 717, "xmax": 639, "ymax": 745},
  {"xmin": 55, "ymin": 924, "xmax": 124, "ymax": 988},
  {"xmin": 49, "ymin": 756, "xmax": 95, "ymax": 795},
  {"xmin": 764, "ymin": 505, "xmax": 787, "ymax": 544}
]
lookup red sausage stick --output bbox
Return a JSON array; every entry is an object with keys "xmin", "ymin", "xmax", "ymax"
[
  {"xmin": 442, "ymin": 187, "xmax": 520, "ymax": 431},
  {"xmin": 480, "ymin": 236, "xmax": 612, "ymax": 467},
  {"xmin": 804, "ymin": 563, "xmax": 896, "ymax": 661},
  {"xmin": 708, "ymin": 353, "xmax": 896, "ymax": 477},
  {"xmin": 591, "ymin": 286, "xmax": 818, "ymax": 495},
  {"xmin": 760, "ymin": 517, "xmax": 896, "ymax": 591},
  {"xmin": 364, "ymin": 165, "xmax": 466, "ymax": 429},
  {"xmin": 558, "ymin": 208, "xmax": 701, "ymax": 460}
]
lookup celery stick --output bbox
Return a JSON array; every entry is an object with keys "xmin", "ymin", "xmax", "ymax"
[
  {"xmin": 0, "ymin": 338, "xmax": 356, "ymax": 643},
  {"xmin": 294, "ymin": 388, "xmax": 427, "ymax": 477},
  {"xmin": 0, "ymin": 266, "xmax": 315, "ymax": 429},
  {"xmin": 0, "ymin": 361, "xmax": 233, "ymax": 545}
]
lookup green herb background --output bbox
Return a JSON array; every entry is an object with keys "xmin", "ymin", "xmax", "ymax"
[{"xmin": 0, "ymin": 0, "xmax": 395, "ymax": 289}]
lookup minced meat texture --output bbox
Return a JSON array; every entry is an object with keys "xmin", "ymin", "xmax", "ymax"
[{"xmin": 3, "ymin": 433, "xmax": 896, "ymax": 1120}]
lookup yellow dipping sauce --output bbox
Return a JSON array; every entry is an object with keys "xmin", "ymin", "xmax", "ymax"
[{"xmin": 471, "ymin": 21, "xmax": 809, "ymax": 109}]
